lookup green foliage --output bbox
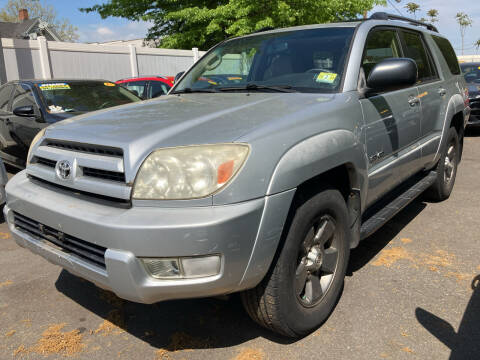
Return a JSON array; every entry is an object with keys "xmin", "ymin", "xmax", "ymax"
[
  {"xmin": 456, "ymin": 12, "xmax": 473, "ymax": 55},
  {"xmin": 404, "ymin": 2, "xmax": 420, "ymax": 19},
  {"xmin": 0, "ymin": 0, "xmax": 78, "ymax": 42},
  {"xmin": 82, "ymin": 0, "xmax": 386, "ymax": 50},
  {"xmin": 426, "ymin": 9, "xmax": 438, "ymax": 23}
]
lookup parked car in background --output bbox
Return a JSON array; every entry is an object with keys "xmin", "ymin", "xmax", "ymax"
[
  {"xmin": 0, "ymin": 79, "xmax": 141, "ymax": 167},
  {"xmin": 116, "ymin": 76, "xmax": 173, "ymax": 99},
  {"xmin": 0, "ymin": 158, "xmax": 7, "ymax": 205},
  {"xmin": 461, "ymin": 62, "xmax": 480, "ymax": 126},
  {"xmin": 5, "ymin": 13, "xmax": 468, "ymax": 338}
]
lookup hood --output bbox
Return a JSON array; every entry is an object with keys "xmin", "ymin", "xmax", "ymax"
[
  {"xmin": 47, "ymin": 111, "xmax": 87, "ymax": 122},
  {"xmin": 44, "ymin": 92, "xmax": 352, "ymax": 169},
  {"xmin": 46, "ymin": 91, "xmax": 339, "ymax": 139}
]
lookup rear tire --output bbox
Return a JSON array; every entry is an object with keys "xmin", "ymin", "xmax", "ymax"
[
  {"xmin": 425, "ymin": 127, "xmax": 459, "ymax": 202},
  {"xmin": 241, "ymin": 189, "xmax": 350, "ymax": 337}
]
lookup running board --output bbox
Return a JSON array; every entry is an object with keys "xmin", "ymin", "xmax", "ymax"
[{"xmin": 360, "ymin": 171, "xmax": 437, "ymax": 240}]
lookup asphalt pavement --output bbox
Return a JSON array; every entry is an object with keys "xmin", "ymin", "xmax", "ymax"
[{"xmin": 1, "ymin": 129, "xmax": 479, "ymax": 360}]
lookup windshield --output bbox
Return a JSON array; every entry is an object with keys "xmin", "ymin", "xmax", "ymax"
[
  {"xmin": 461, "ymin": 64, "xmax": 480, "ymax": 84},
  {"xmin": 174, "ymin": 27, "xmax": 355, "ymax": 94},
  {"xmin": 37, "ymin": 81, "xmax": 141, "ymax": 113}
]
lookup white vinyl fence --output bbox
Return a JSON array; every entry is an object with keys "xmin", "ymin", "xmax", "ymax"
[{"xmin": 0, "ymin": 36, "xmax": 206, "ymax": 84}]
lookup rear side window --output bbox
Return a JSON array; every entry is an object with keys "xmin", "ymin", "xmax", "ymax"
[
  {"xmin": 432, "ymin": 35, "xmax": 461, "ymax": 75},
  {"xmin": 120, "ymin": 81, "xmax": 147, "ymax": 98},
  {"xmin": 362, "ymin": 29, "xmax": 401, "ymax": 78},
  {"xmin": 149, "ymin": 81, "xmax": 170, "ymax": 98},
  {"xmin": 0, "ymin": 84, "xmax": 13, "ymax": 112},
  {"xmin": 400, "ymin": 31, "xmax": 437, "ymax": 82}
]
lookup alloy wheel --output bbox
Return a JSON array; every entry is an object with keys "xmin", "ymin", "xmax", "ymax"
[{"xmin": 295, "ymin": 215, "xmax": 339, "ymax": 307}]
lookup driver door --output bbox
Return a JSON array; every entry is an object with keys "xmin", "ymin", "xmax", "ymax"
[{"xmin": 359, "ymin": 28, "xmax": 422, "ymax": 206}]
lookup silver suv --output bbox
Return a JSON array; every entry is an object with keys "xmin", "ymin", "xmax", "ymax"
[{"xmin": 5, "ymin": 13, "xmax": 469, "ymax": 337}]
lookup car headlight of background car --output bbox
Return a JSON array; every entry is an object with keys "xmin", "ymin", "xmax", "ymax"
[
  {"xmin": 26, "ymin": 128, "xmax": 47, "ymax": 166},
  {"xmin": 132, "ymin": 143, "xmax": 249, "ymax": 200}
]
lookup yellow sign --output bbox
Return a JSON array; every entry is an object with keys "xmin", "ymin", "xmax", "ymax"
[
  {"xmin": 39, "ymin": 83, "xmax": 70, "ymax": 90},
  {"xmin": 316, "ymin": 72, "xmax": 338, "ymax": 84}
]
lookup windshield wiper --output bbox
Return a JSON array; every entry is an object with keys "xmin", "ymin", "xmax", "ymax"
[
  {"xmin": 218, "ymin": 83, "xmax": 297, "ymax": 93},
  {"xmin": 171, "ymin": 87, "xmax": 219, "ymax": 94}
]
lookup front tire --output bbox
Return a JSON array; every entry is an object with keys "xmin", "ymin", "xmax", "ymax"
[
  {"xmin": 425, "ymin": 127, "xmax": 459, "ymax": 202},
  {"xmin": 241, "ymin": 189, "xmax": 350, "ymax": 337}
]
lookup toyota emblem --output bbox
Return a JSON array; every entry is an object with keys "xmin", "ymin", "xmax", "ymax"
[{"xmin": 55, "ymin": 160, "xmax": 72, "ymax": 180}]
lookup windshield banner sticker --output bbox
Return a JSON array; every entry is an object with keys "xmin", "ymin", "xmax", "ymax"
[
  {"xmin": 315, "ymin": 72, "xmax": 338, "ymax": 84},
  {"xmin": 39, "ymin": 83, "xmax": 71, "ymax": 91}
]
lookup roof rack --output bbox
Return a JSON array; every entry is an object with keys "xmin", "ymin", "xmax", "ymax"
[{"xmin": 370, "ymin": 12, "xmax": 438, "ymax": 33}]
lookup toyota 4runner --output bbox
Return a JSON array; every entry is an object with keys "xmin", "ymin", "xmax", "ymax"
[{"xmin": 5, "ymin": 13, "xmax": 470, "ymax": 337}]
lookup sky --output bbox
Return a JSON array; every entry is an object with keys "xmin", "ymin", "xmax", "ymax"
[{"xmin": 2, "ymin": 0, "xmax": 479, "ymax": 54}]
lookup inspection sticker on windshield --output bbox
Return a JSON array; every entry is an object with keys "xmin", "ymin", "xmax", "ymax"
[
  {"xmin": 39, "ymin": 83, "xmax": 70, "ymax": 90},
  {"xmin": 315, "ymin": 72, "xmax": 337, "ymax": 84},
  {"xmin": 104, "ymin": 82, "xmax": 115, "ymax": 86}
]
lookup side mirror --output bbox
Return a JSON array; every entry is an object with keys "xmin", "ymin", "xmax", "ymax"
[
  {"xmin": 174, "ymin": 71, "xmax": 185, "ymax": 83},
  {"xmin": 367, "ymin": 58, "xmax": 417, "ymax": 93},
  {"xmin": 13, "ymin": 105, "xmax": 43, "ymax": 122},
  {"xmin": 13, "ymin": 105, "xmax": 35, "ymax": 117}
]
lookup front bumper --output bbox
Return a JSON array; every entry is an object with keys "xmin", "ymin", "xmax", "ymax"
[{"xmin": 6, "ymin": 171, "xmax": 294, "ymax": 303}]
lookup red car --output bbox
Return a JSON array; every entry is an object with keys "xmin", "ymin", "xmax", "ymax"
[{"xmin": 116, "ymin": 76, "xmax": 174, "ymax": 99}]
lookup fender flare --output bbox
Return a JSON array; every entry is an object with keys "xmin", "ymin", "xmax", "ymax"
[
  {"xmin": 432, "ymin": 93, "xmax": 465, "ymax": 166},
  {"xmin": 266, "ymin": 129, "xmax": 367, "ymax": 197}
]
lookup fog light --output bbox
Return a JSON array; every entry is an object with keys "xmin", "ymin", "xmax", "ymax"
[
  {"xmin": 142, "ymin": 258, "xmax": 181, "ymax": 279},
  {"xmin": 181, "ymin": 255, "xmax": 221, "ymax": 278},
  {"xmin": 141, "ymin": 255, "xmax": 221, "ymax": 279}
]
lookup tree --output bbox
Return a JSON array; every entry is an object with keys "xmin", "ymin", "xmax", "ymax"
[
  {"xmin": 475, "ymin": 39, "xmax": 480, "ymax": 55},
  {"xmin": 404, "ymin": 2, "xmax": 420, "ymax": 19},
  {"xmin": 456, "ymin": 12, "xmax": 473, "ymax": 56},
  {"xmin": 82, "ymin": 0, "xmax": 387, "ymax": 50},
  {"xmin": 427, "ymin": 9, "xmax": 439, "ymax": 23},
  {"xmin": 0, "ymin": 0, "xmax": 78, "ymax": 42}
]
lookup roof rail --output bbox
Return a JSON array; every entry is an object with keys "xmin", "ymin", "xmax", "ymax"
[{"xmin": 370, "ymin": 12, "xmax": 438, "ymax": 33}]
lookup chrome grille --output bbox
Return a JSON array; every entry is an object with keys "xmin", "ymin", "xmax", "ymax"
[
  {"xmin": 27, "ymin": 140, "xmax": 130, "ymax": 201},
  {"xmin": 82, "ymin": 167, "xmax": 125, "ymax": 183},
  {"xmin": 36, "ymin": 157, "xmax": 56, "ymax": 168},
  {"xmin": 46, "ymin": 140, "xmax": 123, "ymax": 157},
  {"xmin": 14, "ymin": 212, "xmax": 107, "ymax": 268},
  {"xmin": 34, "ymin": 156, "xmax": 125, "ymax": 183}
]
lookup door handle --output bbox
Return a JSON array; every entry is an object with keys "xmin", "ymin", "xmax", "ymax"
[
  {"xmin": 4, "ymin": 118, "xmax": 11, "ymax": 125},
  {"xmin": 438, "ymin": 88, "xmax": 447, "ymax": 96},
  {"xmin": 408, "ymin": 97, "xmax": 420, "ymax": 107}
]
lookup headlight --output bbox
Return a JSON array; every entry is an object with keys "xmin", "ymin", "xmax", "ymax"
[
  {"xmin": 26, "ymin": 128, "xmax": 46, "ymax": 166},
  {"xmin": 133, "ymin": 143, "xmax": 249, "ymax": 200}
]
